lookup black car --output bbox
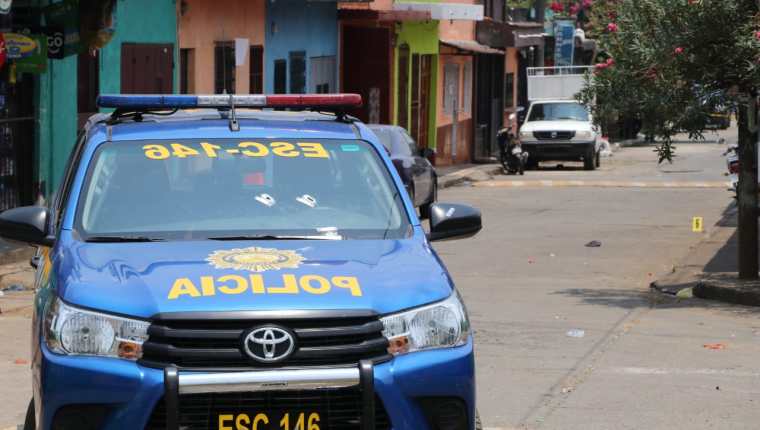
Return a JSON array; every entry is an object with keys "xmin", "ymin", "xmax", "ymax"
[{"xmin": 368, "ymin": 124, "xmax": 437, "ymax": 218}]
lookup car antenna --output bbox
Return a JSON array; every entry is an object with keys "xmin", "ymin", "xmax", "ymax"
[{"xmin": 228, "ymin": 93, "xmax": 240, "ymax": 132}]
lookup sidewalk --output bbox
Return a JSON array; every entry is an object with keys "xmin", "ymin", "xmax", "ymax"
[
  {"xmin": 651, "ymin": 202, "xmax": 760, "ymax": 306},
  {"xmin": 437, "ymin": 163, "xmax": 502, "ymax": 188}
]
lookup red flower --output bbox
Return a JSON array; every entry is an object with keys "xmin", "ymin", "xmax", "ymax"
[
  {"xmin": 607, "ymin": 11, "xmax": 617, "ymax": 20},
  {"xmin": 687, "ymin": 0, "xmax": 698, "ymax": 4},
  {"xmin": 605, "ymin": 58, "xmax": 615, "ymax": 66},
  {"xmin": 607, "ymin": 22, "xmax": 618, "ymax": 32},
  {"xmin": 754, "ymin": 30, "xmax": 760, "ymax": 40},
  {"xmin": 569, "ymin": 4, "xmax": 579, "ymax": 14},
  {"xmin": 550, "ymin": 2, "xmax": 564, "ymax": 13},
  {"xmin": 674, "ymin": 46, "xmax": 684, "ymax": 55},
  {"xmin": 583, "ymin": 0, "xmax": 593, "ymax": 8}
]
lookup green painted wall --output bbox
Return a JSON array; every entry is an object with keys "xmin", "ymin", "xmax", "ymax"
[
  {"xmin": 35, "ymin": 31, "xmax": 78, "ymax": 198},
  {"xmin": 99, "ymin": 0, "xmax": 179, "ymax": 95},
  {"xmin": 393, "ymin": 21, "xmax": 439, "ymax": 149},
  {"xmin": 35, "ymin": 0, "xmax": 179, "ymax": 199}
]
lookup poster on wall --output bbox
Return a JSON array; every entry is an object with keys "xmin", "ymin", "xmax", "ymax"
[
  {"xmin": 554, "ymin": 19, "xmax": 576, "ymax": 67},
  {"xmin": 5, "ymin": 33, "xmax": 47, "ymax": 74}
]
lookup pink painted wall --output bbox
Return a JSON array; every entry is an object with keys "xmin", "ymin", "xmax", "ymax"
[{"xmin": 178, "ymin": 0, "xmax": 266, "ymax": 94}]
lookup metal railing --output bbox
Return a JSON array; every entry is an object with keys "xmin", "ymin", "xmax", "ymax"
[{"xmin": 527, "ymin": 66, "xmax": 594, "ymax": 77}]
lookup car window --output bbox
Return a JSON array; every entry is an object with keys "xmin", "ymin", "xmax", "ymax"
[
  {"xmin": 75, "ymin": 139, "xmax": 411, "ymax": 240},
  {"xmin": 400, "ymin": 129, "xmax": 418, "ymax": 156},
  {"xmin": 528, "ymin": 103, "xmax": 590, "ymax": 122},
  {"xmin": 370, "ymin": 128, "xmax": 393, "ymax": 153}
]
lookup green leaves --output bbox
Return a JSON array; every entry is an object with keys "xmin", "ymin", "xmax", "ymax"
[{"xmin": 580, "ymin": 0, "xmax": 760, "ymax": 163}]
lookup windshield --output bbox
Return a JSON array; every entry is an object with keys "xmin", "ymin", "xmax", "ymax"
[
  {"xmin": 75, "ymin": 139, "xmax": 411, "ymax": 240},
  {"xmin": 528, "ymin": 103, "xmax": 590, "ymax": 122}
]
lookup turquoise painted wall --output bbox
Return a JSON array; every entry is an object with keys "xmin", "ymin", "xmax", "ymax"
[
  {"xmin": 100, "ymin": 0, "xmax": 179, "ymax": 95},
  {"xmin": 36, "ymin": 0, "xmax": 178, "ymax": 198}
]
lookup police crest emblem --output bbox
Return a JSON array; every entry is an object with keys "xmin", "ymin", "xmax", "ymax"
[{"xmin": 207, "ymin": 247, "xmax": 304, "ymax": 272}]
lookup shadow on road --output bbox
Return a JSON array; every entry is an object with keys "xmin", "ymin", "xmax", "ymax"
[{"xmin": 551, "ymin": 287, "xmax": 760, "ymax": 316}]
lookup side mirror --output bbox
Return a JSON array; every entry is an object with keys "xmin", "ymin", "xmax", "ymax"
[
  {"xmin": 517, "ymin": 111, "xmax": 527, "ymax": 124},
  {"xmin": 427, "ymin": 203, "xmax": 482, "ymax": 242},
  {"xmin": 515, "ymin": 106, "xmax": 525, "ymax": 113},
  {"xmin": 419, "ymin": 147, "xmax": 435, "ymax": 159},
  {"xmin": 0, "ymin": 206, "xmax": 53, "ymax": 246}
]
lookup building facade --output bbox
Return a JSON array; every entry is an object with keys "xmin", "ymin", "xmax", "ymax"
[
  {"xmin": 178, "ymin": 0, "xmax": 266, "ymax": 95},
  {"xmin": 265, "ymin": 0, "xmax": 339, "ymax": 94}
]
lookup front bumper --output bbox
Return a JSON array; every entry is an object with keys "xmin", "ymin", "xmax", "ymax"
[
  {"xmin": 521, "ymin": 140, "xmax": 594, "ymax": 161},
  {"xmin": 37, "ymin": 339, "xmax": 475, "ymax": 430}
]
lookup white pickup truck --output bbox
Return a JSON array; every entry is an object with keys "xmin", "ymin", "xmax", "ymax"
[{"xmin": 517, "ymin": 67, "xmax": 601, "ymax": 170}]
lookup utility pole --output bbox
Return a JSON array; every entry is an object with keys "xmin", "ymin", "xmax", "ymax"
[
  {"xmin": 535, "ymin": 0, "xmax": 546, "ymax": 67},
  {"xmin": 737, "ymin": 95, "xmax": 759, "ymax": 279}
]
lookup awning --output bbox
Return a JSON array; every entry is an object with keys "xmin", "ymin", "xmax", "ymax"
[
  {"xmin": 338, "ymin": 9, "xmax": 431, "ymax": 21},
  {"xmin": 391, "ymin": 2, "xmax": 483, "ymax": 20},
  {"xmin": 440, "ymin": 39, "xmax": 504, "ymax": 55}
]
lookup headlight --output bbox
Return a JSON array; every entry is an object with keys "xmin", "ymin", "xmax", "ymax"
[
  {"xmin": 519, "ymin": 131, "xmax": 532, "ymax": 140},
  {"xmin": 381, "ymin": 291, "xmax": 470, "ymax": 355},
  {"xmin": 576, "ymin": 130, "xmax": 593, "ymax": 139},
  {"xmin": 44, "ymin": 297, "xmax": 149, "ymax": 360}
]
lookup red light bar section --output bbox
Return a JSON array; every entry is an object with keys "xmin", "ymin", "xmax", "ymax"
[{"xmin": 265, "ymin": 94, "xmax": 362, "ymax": 108}]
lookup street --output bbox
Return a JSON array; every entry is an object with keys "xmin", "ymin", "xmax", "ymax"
[
  {"xmin": 2, "ymin": 129, "xmax": 760, "ymax": 429},
  {"xmin": 433, "ymin": 128, "xmax": 760, "ymax": 429}
]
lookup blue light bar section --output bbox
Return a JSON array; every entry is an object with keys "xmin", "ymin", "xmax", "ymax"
[{"xmin": 96, "ymin": 94, "xmax": 200, "ymax": 109}]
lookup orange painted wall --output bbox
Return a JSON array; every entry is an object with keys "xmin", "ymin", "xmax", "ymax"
[
  {"xmin": 438, "ymin": 0, "xmax": 477, "ymax": 41},
  {"xmin": 178, "ymin": 0, "xmax": 266, "ymax": 94}
]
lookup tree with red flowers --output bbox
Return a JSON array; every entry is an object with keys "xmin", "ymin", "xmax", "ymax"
[{"xmin": 578, "ymin": 0, "xmax": 760, "ymax": 279}]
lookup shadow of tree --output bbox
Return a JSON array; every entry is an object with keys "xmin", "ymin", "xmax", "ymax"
[{"xmin": 551, "ymin": 287, "xmax": 760, "ymax": 317}]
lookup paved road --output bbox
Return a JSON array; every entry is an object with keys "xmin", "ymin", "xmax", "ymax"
[{"xmin": 433, "ymin": 128, "xmax": 760, "ymax": 429}]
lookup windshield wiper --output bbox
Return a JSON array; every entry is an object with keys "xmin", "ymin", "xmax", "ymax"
[
  {"xmin": 85, "ymin": 236, "xmax": 165, "ymax": 243},
  {"xmin": 208, "ymin": 234, "xmax": 342, "ymax": 241}
]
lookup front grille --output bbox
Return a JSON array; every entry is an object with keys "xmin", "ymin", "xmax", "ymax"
[
  {"xmin": 533, "ymin": 131, "xmax": 576, "ymax": 140},
  {"xmin": 144, "ymin": 388, "xmax": 392, "ymax": 430},
  {"xmin": 140, "ymin": 315, "xmax": 390, "ymax": 369}
]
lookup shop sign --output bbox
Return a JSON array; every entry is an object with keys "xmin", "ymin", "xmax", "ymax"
[
  {"xmin": 44, "ymin": 0, "xmax": 80, "ymax": 57},
  {"xmin": 554, "ymin": 19, "xmax": 575, "ymax": 67},
  {"xmin": 45, "ymin": 28, "xmax": 65, "ymax": 59},
  {"xmin": 9, "ymin": 34, "xmax": 47, "ymax": 74}
]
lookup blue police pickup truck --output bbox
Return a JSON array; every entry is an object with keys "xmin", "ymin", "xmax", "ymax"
[{"xmin": 1, "ymin": 94, "xmax": 482, "ymax": 430}]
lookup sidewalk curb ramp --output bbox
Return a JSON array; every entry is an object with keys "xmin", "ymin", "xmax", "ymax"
[
  {"xmin": 0, "ymin": 247, "xmax": 34, "ymax": 266},
  {"xmin": 439, "ymin": 165, "xmax": 502, "ymax": 189}
]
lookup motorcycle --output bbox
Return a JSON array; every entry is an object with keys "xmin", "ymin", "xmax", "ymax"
[
  {"xmin": 497, "ymin": 113, "xmax": 529, "ymax": 175},
  {"xmin": 724, "ymin": 144, "xmax": 739, "ymax": 193}
]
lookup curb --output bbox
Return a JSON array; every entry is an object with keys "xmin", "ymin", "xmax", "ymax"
[
  {"xmin": 439, "ymin": 165, "xmax": 502, "ymax": 189},
  {"xmin": 693, "ymin": 279, "xmax": 760, "ymax": 307},
  {"xmin": 0, "ymin": 246, "xmax": 34, "ymax": 266}
]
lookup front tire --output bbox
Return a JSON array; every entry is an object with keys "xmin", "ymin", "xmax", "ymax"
[
  {"xmin": 584, "ymin": 145, "xmax": 596, "ymax": 171},
  {"xmin": 23, "ymin": 399, "xmax": 34, "ymax": 430}
]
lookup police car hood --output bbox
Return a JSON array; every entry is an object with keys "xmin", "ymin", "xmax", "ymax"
[{"xmin": 58, "ymin": 238, "xmax": 453, "ymax": 319}]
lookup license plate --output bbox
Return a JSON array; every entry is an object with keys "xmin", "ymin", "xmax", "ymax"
[{"xmin": 217, "ymin": 412, "xmax": 321, "ymax": 430}]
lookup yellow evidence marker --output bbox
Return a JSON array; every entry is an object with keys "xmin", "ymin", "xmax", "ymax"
[{"xmin": 692, "ymin": 216, "xmax": 704, "ymax": 233}]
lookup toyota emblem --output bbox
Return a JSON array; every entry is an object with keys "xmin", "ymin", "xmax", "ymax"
[
  {"xmin": 551, "ymin": 131, "xmax": 558, "ymax": 139},
  {"xmin": 242, "ymin": 326, "xmax": 296, "ymax": 363}
]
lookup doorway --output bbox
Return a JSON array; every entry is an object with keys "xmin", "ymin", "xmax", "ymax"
[
  {"xmin": 475, "ymin": 54, "xmax": 505, "ymax": 161},
  {"xmin": 342, "ymin": 26, "xmax": 391, "ymax": 123},
  {"xmin": 411, "ymin": 54, "xmax": 433, "ymax": 151}
]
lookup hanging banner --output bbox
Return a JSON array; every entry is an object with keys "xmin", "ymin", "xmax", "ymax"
[
  {"xmin": 14, "ymin": 34, "xmax": 47, "ymax": 74},
  {"xmin": 44, "ymin": 0, "xmax": 80, "ymax": 57},
  {"xmin": 45, "ymin": 28, "xmax": 65, "ymax": 59},
  {"xmin": 554, "ymin": 19, "xmax": 576, "ymax": 67}
]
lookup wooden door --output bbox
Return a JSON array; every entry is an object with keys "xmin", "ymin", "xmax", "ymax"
[{"xmin": 121, "ymin": 43, "xmax": 174, "ymax": 94}]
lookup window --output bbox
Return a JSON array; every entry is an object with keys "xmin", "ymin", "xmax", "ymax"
[
  {"xmin": 289, "ymin": 51, "xmax": 306, "ymax": 94},
  {"xmin": 249, "ymin": 45, "xmax": 263, "ymax": 94},
  {"xmin": 76, "ymin": 139, "xmax": 411, "ymax": 240},
  {"xmin": 527, "ymin": 102, "xmax": 589, "ymax": 122},
  {"xmin": 180, "ymin": 48, "xmax": 194, "ymax": 94},
  {"xmin": 504, "ymin": 73, "xmax": 515, "ymax": 108},
  {"xmin": 310, "ymin": 56, "xmax": 336, "ymax": 94},
  {"xmin": 214, "ymin": 42, "xmax": 235, "ymax": 94},
  {"xmin": 274, "ymin": 59, "xmax": 287, "ymax": 94}
]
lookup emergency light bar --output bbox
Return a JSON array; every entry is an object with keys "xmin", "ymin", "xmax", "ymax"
[{"xmin": 96, "ymin": 94, "xmax": 363, "ymax": 110}]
